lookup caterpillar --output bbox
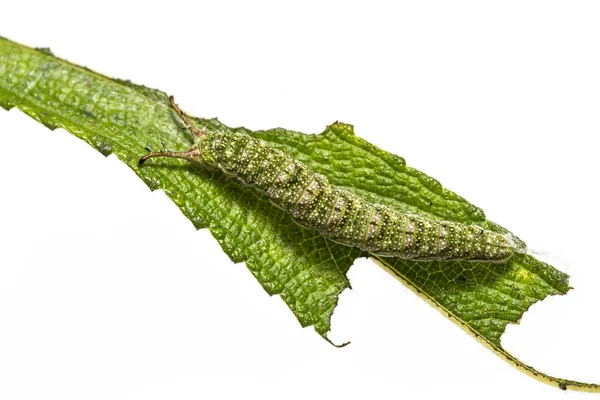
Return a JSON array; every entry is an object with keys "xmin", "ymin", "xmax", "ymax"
[{"xmin": 139, "ymin": 97, "xmax": 515, "ymax": 262}]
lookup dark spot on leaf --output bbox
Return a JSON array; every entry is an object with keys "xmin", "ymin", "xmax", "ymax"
[{"xmin": 81, "ymin": 109, "xmax": 95, "ymax": 118}]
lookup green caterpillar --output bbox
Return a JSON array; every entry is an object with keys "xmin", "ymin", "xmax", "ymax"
[{"xmin": 139, "ymin": 97, "xmax": 514, "ymax": 262}]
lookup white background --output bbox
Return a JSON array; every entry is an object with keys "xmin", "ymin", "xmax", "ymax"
[{"xmin": 1, "ymin": 1, "xmax": 600, "ymax": 399}]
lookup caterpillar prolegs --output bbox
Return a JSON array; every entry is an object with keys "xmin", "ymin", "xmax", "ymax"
[{"xmin": 139, "ymin": 97, "xmax": 515, "ymax": 262}]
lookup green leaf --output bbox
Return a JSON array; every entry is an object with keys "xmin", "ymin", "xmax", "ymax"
[{"xmin": 0, "ymin": 36, "xmax": 596, "ymax": 391}]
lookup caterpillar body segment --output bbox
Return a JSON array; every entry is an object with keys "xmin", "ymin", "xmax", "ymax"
[{"xmin": 138, "ymin": 98, "xmax": 514, "ymax": 262}]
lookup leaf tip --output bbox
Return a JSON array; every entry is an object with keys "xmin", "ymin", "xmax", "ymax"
[{"xmin": 321, "ymin": 333, "xmax": 351, "ymax": 348}]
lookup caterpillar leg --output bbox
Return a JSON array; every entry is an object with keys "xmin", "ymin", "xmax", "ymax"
[{"xmin": 169, "ymin": 96, "xmax": 206, "ymax": 140}]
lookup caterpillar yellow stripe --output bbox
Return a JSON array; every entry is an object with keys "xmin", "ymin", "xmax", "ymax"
[{"xmin": 139, "ymin": 97, "xmax": 514, "ymax": 262}]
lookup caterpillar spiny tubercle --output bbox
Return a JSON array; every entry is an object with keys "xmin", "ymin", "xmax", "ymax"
[{"xmin": 139, "ymin": 97, "xmax": 514, "ymax": 262}]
